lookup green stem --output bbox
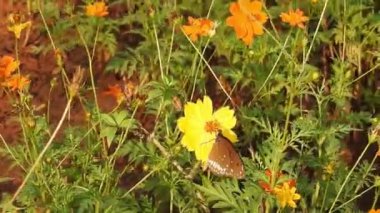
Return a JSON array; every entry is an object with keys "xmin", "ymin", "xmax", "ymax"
[
  {"xmin": 354, "ymin": 152, "xmax": 378, "ymax": 193},
  {"xmin": 332, "ymin": 185, "xmax": 376, "ymax": 212},
  {"xmin": 251, "ymin": 31, "xmax": 291, "ymax": 104},
  {"xmin": 37, "ymin": 0, "xmax": 69, "ymax": 84},
  {"xmin": 0, "ymin": 134, "xmax": 26, "ymax": 171},
  {"xmin": 9, "ymin": 98, "xmax": 73, "ymax": 204},
  {"xmin": 371, "ymin": 188, "xmax": 379, "ymax": 209},
  {"xmin": 284, "ymin": 92, "xmax": 294, "ymax": 135},
  {"xmin": 170, "ymin": 189, "xmax": 173, "ymax": 213},
  {"xmin": 328, "ymin": 142, "xmax": 371, "ymax": 212},
  {"xmin": 91, "ymin": 24, "xmax": 100, "ymax": 61},
  {"xmin": 76, "ymin": 26, "xmax": 106, "ymax": 157},
  {"xmin": 297, "ymin": 0, "xmax": 330, "ymax": 80},
  {"xmin": 152, "ymin": 23, "xmax": 164, "ymax": 80},
  {"xmin": 76, "ymin": 27, "xmax": 100, "ymax": 116},
  {"xmin": 190, "ymin": 39, "xmax": 210, "ymax": 100},
  {"xmin": 165, "ymin": 20, "xmax": 176, "ymax": 76},
  {"xmin": 122, "ymin": 169, "xmax": 156, "ymax": 198},
  {"xmin": 349, "ymin": 63, "xmax": 380, "ymax": 85},
  {"xmin": 15, "ymin": 39, "xmax": 20, "ymax": 74},
  {"xmin": 320, "ymin": 180, "xmax": 330, "ymax": 211},
  {"xmin": 182, "ymin": 29, "xmax": 233, "ymax": 103}
]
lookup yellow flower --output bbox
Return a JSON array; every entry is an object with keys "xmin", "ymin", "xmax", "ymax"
[
  {"xmin": 7, "ymin": 14, "xmax": 31, "ymax": 39},
  {"xmin": 323, "ymin": 163, "xmax": 334, "ymax": 175},
  {"xmin": 2, "ymin": 74, "xmax": 30, "ymax": 91},
  {"xmin": 177, "ymin": 96, "xmax": 238, "ymax": 163},
  {"xmin": 182, "ymin": 17, "xmax": 215, "ymax": 42},
  {"xmin": 369, "ymin": 209, "xmax": 380, "ymax": 213},
  {"xmin": 0, "ymin": 56, "xmax": 19, "ymax": 79},
  {"xmin": 322, "ymin": 162, "xmax": 335, "ymax": 180},
  {"xmin": 86, "ymin": 1, "xmax": 109, "ymax": 17},
  {"xmin": 280, "ymin": 9, "xmax": 309, "ymax": 29},
  {"xmin": 273, "ymin": 182, "xmax": 301, "ymax": 208}
]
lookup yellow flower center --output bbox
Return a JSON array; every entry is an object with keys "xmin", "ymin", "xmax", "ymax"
[{"xmin": 204, "ymin": 120, "xmax": 221, "ymax": 133}]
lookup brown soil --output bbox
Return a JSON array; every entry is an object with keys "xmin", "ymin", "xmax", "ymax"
[{"xmin": 0, "ymin": 0, "xmax": 122, "ymax": 193}]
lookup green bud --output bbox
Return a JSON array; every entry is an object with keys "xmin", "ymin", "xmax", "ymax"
[
  {"xmin": 345, "ymin": 71, "xmax": 352, "ymax": 79},
  {"xmin": 374, "ymin": 176, "xmax": 380, "ymax": 187},
  {"xmin": 311, "ymin": 71, "xmax": 320, "ymax": 81}
]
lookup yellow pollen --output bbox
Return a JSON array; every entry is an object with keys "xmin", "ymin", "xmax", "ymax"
[{"xmin": 204, "ymin": 120, "xmax": 220, "ymax": 133}]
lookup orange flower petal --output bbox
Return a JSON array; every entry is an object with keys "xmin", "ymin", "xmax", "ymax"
[
  {"xmin": 259, "ymin": 180, "xmax": 272, "ymax": 192},
  {"xmin": 280, "ymin": 9, "xmax": 309, "ymax": 29},
  {"xmin": 103, "ymin": 84, "xmax": 124, "ymax": 104},
  {"xmin": 229, "ymin": 2, "xmax": 241, "ymax": 16},
  {"xmin": 2, "ymin": 74, "xmax": 30, "ymax": 91},
  {"xmin": 226, "ymin": 0, "xmax": 268, "ymax": 45},
  {"xmin": 86, "ymin": 2, "xmax": 109, "ymax": 17},
  {"xmin": 182, "ymin": 16, "xmax": 214, "ymax": 42},
  {"xmin": 248, "ymin": 1, "xmax": 263, "ymax": 13},
  {"xmin": 0, "ymin": 56, "xmax": 19, "ymax": 78}
]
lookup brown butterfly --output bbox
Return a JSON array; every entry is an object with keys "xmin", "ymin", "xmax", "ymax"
[{"xmin": 206, "ymin": 133, "xmax": 245, "ymax": 179}]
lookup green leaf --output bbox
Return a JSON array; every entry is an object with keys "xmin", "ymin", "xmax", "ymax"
[
  {"xmin": 195, "ymin": 177, "xmax": 243, "ymax": 211},
  {"xmin": 100, "ymin": 126, "xmax": 117, "ymax": 146},
  {"xmin": 101, "ymin": 113, "xmax": 116, "ymax": 126}
]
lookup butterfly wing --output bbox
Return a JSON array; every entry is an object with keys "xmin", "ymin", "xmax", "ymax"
[{"xmin": 206, "ymin": 134, "xmax": 245, "ymax": 179}]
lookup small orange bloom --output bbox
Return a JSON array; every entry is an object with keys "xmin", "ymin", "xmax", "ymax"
[
  {"xmin": 280, "ymin": 9, "xmax": 309, "ymax": 29},
  {"xmin": 0, "ymin": 56, "xmax": 19, "ymax": 79},
  {"xmin": 226, "ymin": 0, "xmax": 268, "ymax": 45},
  {"xmin": 2, "ymin": 74, "xmax": 30, "ymax": 91},
  {"xmin": 86, "ymin": 1, "xmax": 109, "ymax": 17},
  {"xmin": 369, "ymin": 209, "xmax": 380, "ymax": 213},
  {"xmin": 103, "ymin": 84, "xmax": 124, "ymax": 104},
  {"xmin": 182, "ymin": 17, "xmax": 214, "ymax": 42},
  {"xmin": 258, "ymin": 169, "xmax": 296, "ymax": 193}
]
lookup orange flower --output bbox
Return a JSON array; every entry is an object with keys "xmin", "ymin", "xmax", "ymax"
[
  {"xmin": 226, "ymin": 0, "xmax": 268, "ymax": 45},
  {"xmin": 280, "ymin": 9, "xmax": 309, "ymax": 29},
  {"xmin": 258, "ymin": 169, "xmax": 296, "ymax": 193},
  {"xmin": 2, "ymin": 74, "xmax": 30, "ymax": 91},
  {"xmin": 103, "ymin": 84, "xmax": 124, "ymax": 104},
  {"xmin": 182, "ymin": 17, "xmax": 214, "ymax": 42},
  {"xmin": 369, "ymin": 209, "xmax": 380, "ymax": 213},
  {"xmin": 0, "ymin": 56, "xmax": 19, "ymax": 79},
  {"xmin": 86, "ymin": 1, "xmax": 109, "ymax": 17}
]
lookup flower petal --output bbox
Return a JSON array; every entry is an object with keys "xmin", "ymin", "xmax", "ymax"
[
  {"xmin": 229, "ymin": 2, "xmax": 240, "ymax": 15},
  {"xmin": 194, "ymin": 132, "xmax": 215, "ymax": 162},
  {"xmin": 181, "ymin": 131, "xmax": 202, "ymax": 151},
  {"xmin": 199, "ymin": 96, "xmax": 213, "ymax": 120},
  {"xmin": 213, "ymin": 106, "xmax": 236, "ymax": 129},
  {"xmin": 288, "ymin": 200, "xmax": 296, "ymax": 208},
  {"xmin": 221, "ymin": 129, "xmax": 238, "ymax": 143},
  {"xmin": 249, "ymin": 1, "xmax": 262, "ymax": 12},
  {"xmin": 177, "ymin": 117, "xmax": 187, "ymax": 132}
]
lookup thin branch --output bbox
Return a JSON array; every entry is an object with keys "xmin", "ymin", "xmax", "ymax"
[{"xmin": 9, "ymin": 98, "xmax": 73, "ymax": 204}]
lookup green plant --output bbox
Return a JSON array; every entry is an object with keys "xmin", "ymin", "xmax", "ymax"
[{"xmin": 0, "ymin": 0, "xmax": 379, "ymax": 212}]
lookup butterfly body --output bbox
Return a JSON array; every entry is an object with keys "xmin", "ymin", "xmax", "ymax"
[{"xmin": 206, "ymin": 134, "xmax": 245, "ymax": 179}]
